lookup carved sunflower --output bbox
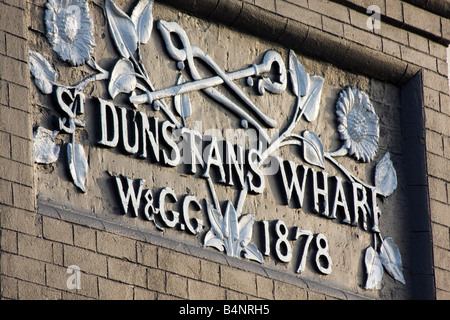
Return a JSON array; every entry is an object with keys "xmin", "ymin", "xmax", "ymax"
[
  {"xmin": 45, "ymin": 0, "xmax": 95, "ymax": 66},
  {"xmin": 335, "ymin": 87, "xmax": 379, "ymax": 162}
]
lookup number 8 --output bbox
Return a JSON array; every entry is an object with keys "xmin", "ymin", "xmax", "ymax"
[
  {"xmin": 315, "ymin": 233, "xmax": 332, "ymax": 274},
  {"xmin": 275, "ymin": 220, "xmax": 292, "ymax": 263}
]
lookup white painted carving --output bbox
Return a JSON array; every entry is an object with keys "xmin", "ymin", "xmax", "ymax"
[
  {"xmin": 203, "ymin": 201, "xmax": 263, "ymax": 263},
  {"xmin": 45, "ymin": 0, "xmax": 95, "ymax": 66},
  {"xmin": 375, "ymin": 152, "xmax": 398, "ymax": 197},
  {"xmin": 333, "ymin": 87, "xmax": 380, "ymax": 162},
  {"xmin": 30, "ymin": 0, "xmax": 405, "ymax": 288},
  {"xmin": 33, "ymin": 127, "xmax": 60, "ymax": 164}
]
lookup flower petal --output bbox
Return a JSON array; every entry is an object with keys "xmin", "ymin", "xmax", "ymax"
[{"xmin": 45, "ymin": 0, "xmax": 95, "ymax": 66}]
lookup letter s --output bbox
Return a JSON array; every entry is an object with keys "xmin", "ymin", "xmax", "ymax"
[{"xmin": 247, "ymin": 149, "xmax": 265, "ymax": 194}]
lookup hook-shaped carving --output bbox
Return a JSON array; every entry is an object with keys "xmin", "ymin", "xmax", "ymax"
[{"xmin": 157, "ymin": 20, "xmax": 191, "ymax": 62}]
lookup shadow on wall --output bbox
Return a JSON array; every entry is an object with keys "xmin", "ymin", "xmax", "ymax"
[{"xmin": 401, "ymin": 71, "xmax": 435, "ymax": 299}]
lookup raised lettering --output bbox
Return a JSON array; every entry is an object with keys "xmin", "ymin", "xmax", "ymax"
[
  {"xmin": 202, "ymin": 136, "xmax": 226, "ymax": 183},
  {"xmin": 352, "ymin": 182, "xmax": 369, "ymax": 230},
  {"xmin": 118, "ymin": 106, "xmax": 139, "ymax": 154},
  {"xmin": 312, "ymin": 169, "xmax": 329, "ymax": 217},
  {"xmin": 179, "ymin": 128, "xmax": 204, "ymax": 174},
  {"xmin": 161, "ymin": 121, "xmax": 181, "ymax": 167},
  {"xmin": 115, "ymin": 175, "xmax": 144, "ymax": 217},
  {"xmin": 182, "ymin": 195, "xmax": 203, "ymax": 234},
  {"xmin": 158, "ymin": 187, "xmax": 180, "ymax": 228},
  {"xmin": 247, "ymin": 149, "xmax": 265, "ymax": 194},
  {"xmin": 224, "ymin": 140, "xmax": 245, "ymax": 189},
  {"xmin": 98, "ymin": 98, "xmax": 119, "ymax": 147},
  {"xmin": 330, "ymin": 176, "xmax": 350, "ymax": 224},
  {"xmin": 276, "ymin": 157, "xmax": 309, "ymax": 207},
  {"xmin": 138, "ymin": 113, "xmax": 160, "ymax": 161}
]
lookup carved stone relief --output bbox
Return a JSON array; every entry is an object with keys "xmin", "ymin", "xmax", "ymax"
[{"xmin": 30, "ymin": 0, "xmax": 407, "ymax": 295}]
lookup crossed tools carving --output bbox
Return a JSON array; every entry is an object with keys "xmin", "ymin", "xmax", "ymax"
[{"xmin": 130, "ymin": 20, "xmax": 288, "ymax": 137}]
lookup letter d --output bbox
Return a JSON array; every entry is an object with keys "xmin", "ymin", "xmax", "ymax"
[{"xmin": 98, "ymin": 98, "xmax": 119, "ymax": 147}]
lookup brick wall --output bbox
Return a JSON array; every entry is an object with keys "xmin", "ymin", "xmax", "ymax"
[
  {"xmin": 0, "ymin": 0, "xmax": 449, "ymax": 300},
  {"xmin": 3, "ymin": 202, "xmax": 348, "ymax": 299}
]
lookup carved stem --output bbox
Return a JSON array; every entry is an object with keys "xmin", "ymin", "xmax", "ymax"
[
  {"xmin": 327, "ymin": 145, "xmax": 348, "ymax": 157},
  {"xmin": 324, "ymin": 153, "xmax": 372, "ymax": 189},
  {"xmin": 129, "ymin": 54, "xmax": 182, "ymax": 128},
  {"xmin": 58, "ymin": 57, "xmax": 109, "ymax": 91},
  {"xmin": 206, "ymin": 176, "xmax": 220, "ymax": 213},
  {"xmin": 260, "ymin": 96, "xmax": 302, "ymax": 161}
]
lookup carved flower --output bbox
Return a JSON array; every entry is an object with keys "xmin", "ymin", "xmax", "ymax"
[
  {"xmin": 203, "ymin": 201, "xmax": 263, "ymax": 263},
  {"xmin": 45, "ymin": 0, "xmax": 95, "ymax": 66},
  {"xmin": 336, "ymin": 87, "xmax": 379, "ymax": 162}
]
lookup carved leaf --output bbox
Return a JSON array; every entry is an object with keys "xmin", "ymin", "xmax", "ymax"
[
  {"xmin": 131, "ymin": 0, "xmax": 153, "ymax": 45},
  {"xmin": 375, "ymin": 152, "xmax": 397, "ymax": 197},
  {"xmin": 29, "ymin": 50, "xmax": 57, "ymax": 94},
  {"xmin": 239, "ymin": 214, "xmax": 263, "ymax": 263},
  {"xmin": 301, "ymin": 75, "xmax": 324, "ymax": 122},
  {"xmin": 173, "ymin": 74, "xmax": 192, "ymax": 120},
  {"xmin": 288, "ymin": 50, "xmax": 309, "ymax": 98},
  {"xmin": 67, "ymin": 142, "xmax": 88, "ymax": 193},
  {"xmin": 379, "ymin": 237, "xmax": 405, "ymax": 284},
  {"xmin": 238, "ymin": 214, "xmax": 255, "ymax": 249},
  {"xmin": 364, "ymin": 246, "xmax": 383, "ymax": 289},
  {"xmin": 105, "ymin": 0, "xmax": 138, "ymax": 59},
  {"xmin": 108, "ymin": 58, "xmax": 138, "ymax": 99},
  {"xmin": 33, "ymin": 127, "xmax": 60, "ymax": 164},
  {"xmin": 288, "ymin": 50, "xmax": 324, "ymax": 122},
  {"xmin": 204, "ymin": 201, "xmax": 262, "ymax": 262},
  {"xmin": 203, "ymin": 230, "xmax": 224, "ymax": 252},
  {"xmin": 302, "ymin": 130, "xmax": 325, "ymax": 169},
  {"xmin": 223, "ymin": 201, "xmax": 239, "ymax": 255}
]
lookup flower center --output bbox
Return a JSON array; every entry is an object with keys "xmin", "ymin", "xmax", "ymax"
[
  {"xmin": 347, "ymin": 108, "xmax": 368, "ymax": 142},
  {"xmin": 60, "ymin": 8, "xmax": 80, "ymax": 43}
]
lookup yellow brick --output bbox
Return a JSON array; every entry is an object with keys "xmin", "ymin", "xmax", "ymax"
[
  {"xmin": 403, "ymin": 3, "xmax": 441, "ymax": 37},
  {"xmin": 1, "ymin": 253, "xmax": 46, "ymax": 284},
  {"xmin": 220, "ymin": 265, "xmax": 257, "ymax": 296},
  {"xmin": 108, "ymin": 257, "xmax": 147, "ymax": 287},
  {"xmin": 274, "ymin": 281, "xmax": 307, "ymax": 300},
  {"xmin": 64, "ymin": 245, "xmax": 108, "ymax": 277},
  {"xmin": 98, "ymin": 278, "xmax": 133, "ymax": 300},
  {"xmin": 188, "ymin": 278, "xmax": 226, "ymax": 299},
  {"xmin": 18, "ymin": 233, "xmax": 53, "ymax": 262},
  {"xmin": 43, "ymin": 216, "xmax": 73, "ymax": 245},
  {"xmin": 97, "ymin": 232, "xmax": 136, "ymax": 262},
  {"xmin": 18, "ymin": 280, "xmax": 62, "ymax": 300},
  {"xmin": 158, "ymin": 248, "xmax": 200, "ymax": 279}
]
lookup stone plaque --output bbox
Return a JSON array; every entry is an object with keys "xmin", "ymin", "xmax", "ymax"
[{"xmin": 30, "ymin": 0, "xmax": 412, "ymax": 298}]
